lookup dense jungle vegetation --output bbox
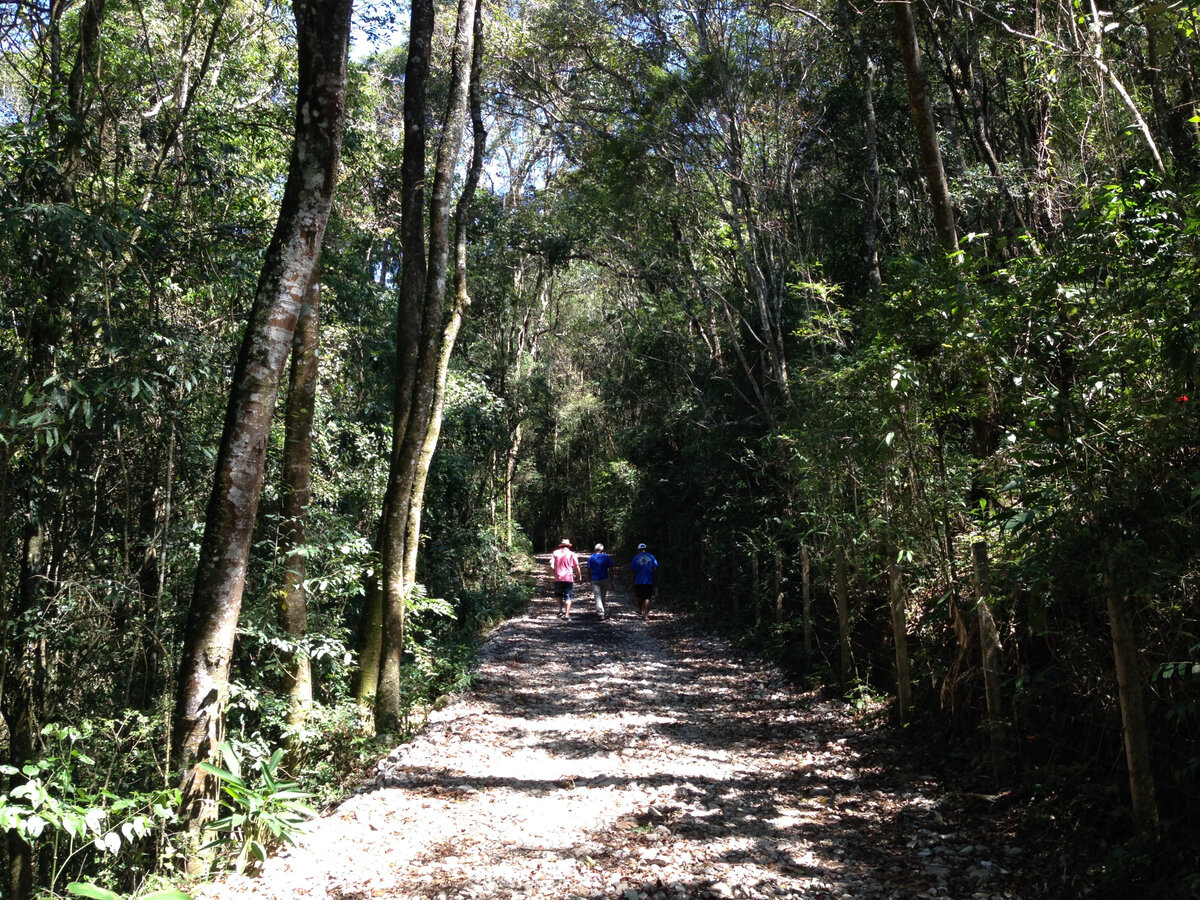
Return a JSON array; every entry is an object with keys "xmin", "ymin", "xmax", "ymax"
[{"xmin": 2, "ymin": 0, "xmax": 1200, "ymax": 894}]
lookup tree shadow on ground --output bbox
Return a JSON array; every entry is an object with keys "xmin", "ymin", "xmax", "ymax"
[{"xmin": 361, "ymin": 570, "xmax": 1020, "ymax": 899}]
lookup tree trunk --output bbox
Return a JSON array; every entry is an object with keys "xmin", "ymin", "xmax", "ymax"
[
  {"xmin": 0, "ymin": 444, "xmax": 9, "ymax": 696},
  {"xmin": 173, "ymin": 0, "xmax": 351, "ymax": 853},
  {"xmin": 376, "ymin": 0, "xmax": 479, "ymax": 734},
  {"xmin": 888, "ymin": 543, "xmax": 912, "ymax": 724},
  {"xmin": 841, "ymin": 0, "xmax": 882, "ymax": 287},
  {"xmin": 278, "ymin": 272, "xmax": 321, "ymax": 739},
  {"xmin": 893, "ymin": 0, "xmax": 958, "ymax": 253},
  {"xmin": 353, "ymin": 559, "xmax": 384, "ymax": 706},
  {"xmin": 1084, "ymin": 0, "xmax": 1169, "ymax": 178},
  {"xmin": 1104, "ymin": 575, "xmax": 1160, "ymax": 836},
  {"xmin": 935, "ymin": 8, "xmax": 1032, "ymax": 244},
  {"xmin": 835, "ymin": 544, "xmax": 854, "ymax": 690},
  {"xmin": 861, "ymin": 51, "xmax": 883, "ymax": 288},
  {"xmin": 375, "ymin": 0, "xmax": 436, "ymax": 733},
  {"xmin": 1026, "ymin": 0, "xmax": 1058, "ymax": 234},
  {"xmin": 773, "ymin": 551, "xmax": 784, "ymax": 626},
  {"xmin": 505, "ymin": 423, "xmax": 522, "ymax": 547},
  {"xmin": 750, "ymin": 550, "xmax": 760, "ymax": 627},
  {"xmin": 972, "ymin": 540, "xmax": 1005, "ymax": 778},
  {"xmin": 4, "ymin": 512, "xmax": 45, "ymax": 900},
  {"xmin": 401, "ymin": 0, "xmax": 486, "ymax": 594},
  {"xmin": 126, "ymin": 429, "xmax": 174, "ymax": 711},
  {"xmin": 801, "ymin": 544, "xmax": 812, "ymax": 670}
]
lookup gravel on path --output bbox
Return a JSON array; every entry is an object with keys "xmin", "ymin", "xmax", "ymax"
[{"xmin": 199, "ymin": 575, "xmax": 1027, "ymax": 900}]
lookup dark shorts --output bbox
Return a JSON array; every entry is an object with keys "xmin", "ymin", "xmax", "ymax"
[
  {"xmin": 554, "ymin": 581, "xmax": 572, "ymax": 597},
  {"xmin": 634, "ymin": 584, "xmax": 655, "ymax": 601}
]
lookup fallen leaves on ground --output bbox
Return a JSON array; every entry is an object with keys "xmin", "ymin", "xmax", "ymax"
[{"xmin": 198, "ymin": 577, "xmax": 1028, "ymax": 900}]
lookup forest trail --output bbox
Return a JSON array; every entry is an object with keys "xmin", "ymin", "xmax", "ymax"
[{"xmin": 201, "ymin": 571, "xmax": 1028, "ymax": 900}]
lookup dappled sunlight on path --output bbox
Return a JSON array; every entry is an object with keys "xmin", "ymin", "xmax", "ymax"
[{"xmin": 199, "ymin": 569, "xmax": 1026, "ymax": 900}]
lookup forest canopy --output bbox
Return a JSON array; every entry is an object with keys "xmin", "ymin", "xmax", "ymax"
[{"xmin": 2, "ymin": 0, "xmax": 1200, "ymax": 894}]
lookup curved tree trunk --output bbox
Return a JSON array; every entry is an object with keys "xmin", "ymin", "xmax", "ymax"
[{"xmin": 172, "ymin": 0, "xmax": 351, "ymax": 855}]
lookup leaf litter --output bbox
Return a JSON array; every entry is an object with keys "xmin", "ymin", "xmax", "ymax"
[{"xmin": 199, "ymin": 575, "xmax": 1029, "ymax": 900}]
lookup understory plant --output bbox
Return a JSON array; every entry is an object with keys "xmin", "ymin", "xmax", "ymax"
[
  {"xmin": 0, "ymin": 723, "xmax": 184, "ymax": 892},
  {"xmin": 197, "ymin": 742, "xmax": 316, "ymax": 874},
  {"xmin": 66, "ymin": 883, "xmax": 190, "ymax": 900}
]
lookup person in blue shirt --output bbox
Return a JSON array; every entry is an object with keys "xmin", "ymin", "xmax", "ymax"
[
  {"xmin": 586, "ymin": 543, "xmax": 617, "ymax": 619},
  {"xmin": 627, "ymin": 542, "xmax": 659, "ymax": 621}
]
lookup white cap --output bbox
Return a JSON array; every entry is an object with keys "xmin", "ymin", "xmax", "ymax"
[
  {"xmin": 637, "ymin": 543, "xmax": 647, "ymax": 550},
  {"xmin": 560, "ymin": 538, "xmax": 571, "ymax": 546},
  {"xmin": 595, "ymin": 543, "xmax": 604, "ymax": 551}
]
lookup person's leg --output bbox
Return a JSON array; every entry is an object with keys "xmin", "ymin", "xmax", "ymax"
[
  {"xmin": 635, "ymin": 584, "xmax": 652, "ymax": 620},
  {"xmin": 555, "ymin": 582, "xmax": 568, "ymax": 616},
  {"xmin": 564, "ymin": 582, "xmax": 573, "ymax": 618},
  {"xmin": 594, "ymin": 579, "xmax": 608, "ymax": 617}
]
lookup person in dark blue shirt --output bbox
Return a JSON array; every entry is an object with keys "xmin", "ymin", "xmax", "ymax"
[
  {"xmin": 586, "ymin": 544, "xmax": 616, "ymax": 619},
  {"xmin": 627, "ymin": 543, "xmax": 659, "ymax": 621}
]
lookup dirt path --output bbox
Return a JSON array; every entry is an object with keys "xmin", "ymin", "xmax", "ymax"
[{"xmin": 202, "ymin": 574, "xmax": 1027, "ymax": 900}]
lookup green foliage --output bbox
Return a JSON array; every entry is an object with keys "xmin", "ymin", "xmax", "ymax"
[
  {"xmin": 2, "ymin": 0, "xmax": 1200, "ymax": 894},
  {"xmin": 844, "ymin": 680, "xmax": 891, "ymax": 716},
  {"xmin": 485, "ymin": 3, "xmax": 1200, "ymax": 889},
  {"xmin": 1153, "ymin": 648, "xmax": 1200, "ymax": 786},
  {"xmin": 0, "ymin": 724, "xmax": 184, "ymax": 889},
  {"xmin": 286, "ymin": 701, "xmax": 378, "ymax": 805},
  {"xmin": 198, "ymin": 742, "xmax": 317, "ymax": 874},
  {"xmin": 66, "ymin": 883, "xmax": 190, "ymax": 900}
]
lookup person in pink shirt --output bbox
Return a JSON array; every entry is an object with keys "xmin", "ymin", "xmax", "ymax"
[{"xmin": 550, "ymin": 538, "xmax": 583, "ymax": 619}]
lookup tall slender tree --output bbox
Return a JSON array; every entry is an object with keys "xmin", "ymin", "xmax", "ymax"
[
  {"xmin": 401, "ymin": 0, "xmax": 487, "ymax": 602},
  {"xmin": 375, "ymin": 0, "xmax": 481, "ymax": 733},
  {"xmin": 172, "ymin": 0, "xmax": 352, "ymax": 848},
  {"xmin": 893, "ymin": 0, "xmax": 958, "ymax": 253},
  {"xmin": 278, "ymin": 271, "xmax": 323, "ymax": 739}
]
